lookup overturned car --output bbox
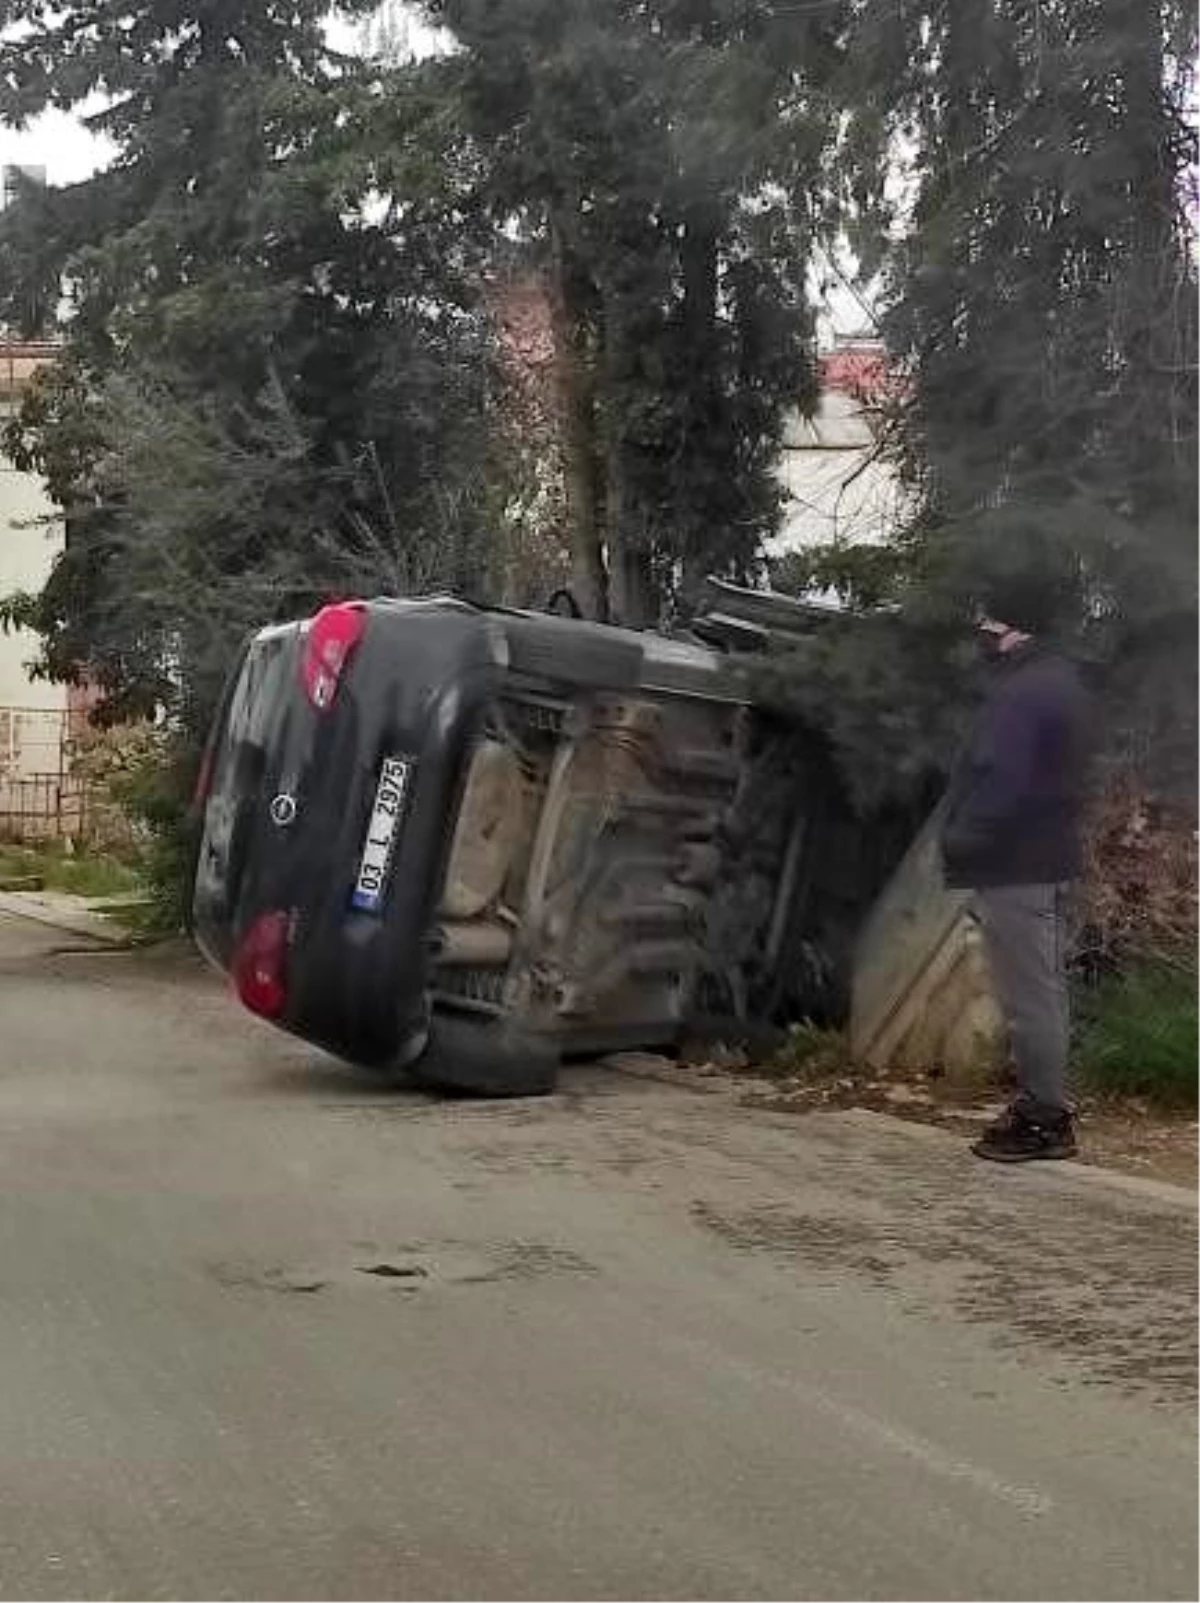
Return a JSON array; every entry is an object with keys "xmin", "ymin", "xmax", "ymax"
[{"xmin": 191, "ymin": 586, "xmax": 913, "ymax": 1094}]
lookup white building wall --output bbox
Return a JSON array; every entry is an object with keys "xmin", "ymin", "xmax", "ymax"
[
  {"xmin": 768, "ymin": 389, "xmax": 907, "ymax": 560},
  {"xmin": 0, "ymin": 394, "xmax": 68, "ymax": 775}
]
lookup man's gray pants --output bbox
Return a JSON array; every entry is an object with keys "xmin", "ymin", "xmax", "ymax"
[{"xmin": 975, "ymin": 883, "xmax": 1071, "ymax": 1119}]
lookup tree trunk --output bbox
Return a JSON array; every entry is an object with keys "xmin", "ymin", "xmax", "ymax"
[
  {"xmin": 678, "ymin": 207, "xmax": 720, "ymax": 607},
  {"xmin": 602, "ymin": 294, "xmax": 654, "ymax": 628},
  {"xmin": 548, "ymin": 217, "xmax": 608, "ymax": 621},
  {"xmin": 606, "ymin": 476, "xmax": 654, "ymax": 629},
  {"xmin": 1120, "ymin": 0, "xmax": 1185, "ymax": 478}
]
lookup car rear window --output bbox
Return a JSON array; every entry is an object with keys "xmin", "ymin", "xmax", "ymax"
[{"xmin": 194, "ymin": 631, "xmax": 293, "ymax": 917}]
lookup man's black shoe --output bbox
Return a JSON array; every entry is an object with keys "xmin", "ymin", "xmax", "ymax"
[{"xmin": 972, "ymin": 1104, "xmax": 1077, "ymax": 1164}]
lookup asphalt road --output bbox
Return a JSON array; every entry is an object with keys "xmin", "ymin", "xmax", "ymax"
[{"xmin": 0, "ymin": 911, "xmax": 1195, "ymax": 1601}]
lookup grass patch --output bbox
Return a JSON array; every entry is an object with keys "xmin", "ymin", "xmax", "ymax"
[
  {"xmin": 0, "ymin": 843, "xmax": 145, "ymax": 902},
  {"xmin": 763, "ymin": 1020, "xmax": 853, "ymax": 1081},
  {"xmin": 1076, "ymin": 964, "xmax": 1198, "ymax": 1111},
  {"xmin": 96, "ymin": 897, "xmax": 167, "ymax": 940}
]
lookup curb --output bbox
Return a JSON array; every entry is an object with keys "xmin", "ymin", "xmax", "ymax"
[
  {"xmin": 604, "ymin": 1055, "xmax": 1197, "ymax": 1212},
  {"xmin": 0, "ymin": 890, "xmax": 124, "ymax": 946},
  {"xmin": 838, "ymin": 1108, "xmax": 1198, "ymax": 1211}
]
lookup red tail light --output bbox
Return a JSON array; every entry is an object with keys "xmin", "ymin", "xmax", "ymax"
[
  {"xmin": 301, "ymin": 601, "xmax": 366, "ymax": 710},
  {"xmin": 233, "ymin": 911, "xmax": 290, "ymax": 1019}
]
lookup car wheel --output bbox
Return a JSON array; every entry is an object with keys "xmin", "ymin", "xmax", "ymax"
[
  {"xmin": 407, "ymin": 1014, "xmax": 560, "ymax": 1098},
  {"xmin": 503, "ymin": 616, "xmax": 642, "ymax": 691}
]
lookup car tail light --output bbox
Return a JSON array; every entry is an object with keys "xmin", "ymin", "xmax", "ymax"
[
  {"xmin": 233, "ymin": 911, "xmax": 290, "ymax": 1019},
  {"xmin": 301, "ymin": 600, "xmax": 366, "ymax": 710}
]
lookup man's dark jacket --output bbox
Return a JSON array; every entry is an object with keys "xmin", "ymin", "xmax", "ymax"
[{"xmin": 941, "ymin": 643, "xmax": 1093, "ymax": 889}]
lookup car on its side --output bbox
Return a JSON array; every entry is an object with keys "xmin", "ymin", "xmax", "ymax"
[{"xmin": 191, "ymin": 589, "xmax": 905, "ymax": 1094}]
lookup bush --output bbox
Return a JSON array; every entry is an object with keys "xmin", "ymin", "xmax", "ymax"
[
  {"xmin": 101, "ymin": 729, "xmax": 198, "ymax": 936},
  {"xmin": 1076, "ymin": 965, "xmax": 1198, "ymax": 1110},
  {"xmin": 1078, "ymin": 776, "xmax": 1197, "ymax": 978},
  {"xmin": 764, "ymin": 1021, "xmax": 852, "ymax": 1081}
]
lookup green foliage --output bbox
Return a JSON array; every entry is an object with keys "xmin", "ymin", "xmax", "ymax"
[
  {"xmin": 0, "ymin": 0, "xmax": 497, "ymax": 736},
  {"xmin": 425, "ymin": 0, "xmax": 842, "ymax": 622},
  {"xmin": 3, "ymin": 339, "xmax": 496, "ymax": 733},
  {"xmin": 0, "ymin": 1, "xmax": 358, "ymax": 363},
  {"xmin": 868, "ymin": 0, "xmax": 1197, "ymax": 638},
  {"xmin": 0, "ymin": 727, "xmax": 189, "ymax": 932},
  {"xmin": 770, "ymin": 544, "xmax": 912, "ymax": 615},
  {"xmin": 764, "ymin": 1020, "xmax": 852, "ymax": 1082},
  {"xmin": 768, "ymin": 0, "xmax": 1198, "ymax": 812},
  {"xmin": 0, "ymin": 165, "xmax": 59, "ymax": 338},
  {"xmin": 0, "ymin": 843, "xmax": 142, "ymax": 900},
  {"xmin": 100, "ymin": 729, "xmax": 196, "ymax": 934},
  {"xmin": 751, "ymin": 613, "xmax": 975, "ymax": 810},
  {"xmin": 1076, "ymin": 965, "xmax": 1199, "ymax": 1110}
]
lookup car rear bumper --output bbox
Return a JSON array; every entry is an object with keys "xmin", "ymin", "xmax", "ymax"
[{"xmin": 194, "ymin": 600, "xmax": 500, "ymax": 1069}]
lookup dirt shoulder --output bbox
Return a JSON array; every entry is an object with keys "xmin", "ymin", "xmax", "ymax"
[{"xmin": 612, "ymin": 1047, "xmax": 1198, "ymax": 1192}]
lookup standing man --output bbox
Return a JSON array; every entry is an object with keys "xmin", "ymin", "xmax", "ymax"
[{"xmin": 942, "ymin": 578, "xmax": 1094, "ymax": 1163}]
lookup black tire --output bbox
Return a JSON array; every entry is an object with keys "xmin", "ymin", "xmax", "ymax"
[
  {"xmin": 407, "ymin": 1014, "xmax": 560, "ymax": 1098},
  {"xmin": 503, "ymin": 616, "xmax": 643, "ymax": 692}
]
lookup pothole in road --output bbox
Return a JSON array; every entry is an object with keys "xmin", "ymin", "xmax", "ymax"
[
  {"xmin": 208, "ymin": 1240, "xmax": 600, "ymax": 1299},
  {"xmin": 356, "ymin": 1262, "xmax": 429, "ymax": 1281},
  {"xmin": 208, "ymin": 1263, "xmax": 330, "ymax": 1296}
]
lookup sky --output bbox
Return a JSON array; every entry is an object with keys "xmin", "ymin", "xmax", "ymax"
[{"xmin": 0, "ymin": 108, "xmax": 112, "ymax": 188}]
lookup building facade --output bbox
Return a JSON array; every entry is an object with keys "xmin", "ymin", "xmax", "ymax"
[
  {"xmin": 0, "ymin": 340, "xmax": 69, "ymax": 780},
  {"xmin": 768, "ymin": 334, "xmax": 905, "ymax": 561}
]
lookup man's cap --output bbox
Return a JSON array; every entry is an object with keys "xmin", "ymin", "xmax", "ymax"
[
  {"xmin": 975, "ymin": 572, "xmax": 1065, "ymax": 635},
  {"xmin": 970, "ymin": 516, "xmax": 1080, "ymax": 635}
]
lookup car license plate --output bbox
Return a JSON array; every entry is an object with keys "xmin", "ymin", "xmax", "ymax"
[{"xmin": 351, "ymin": 756, "xmax": 413, "ymax": 913}]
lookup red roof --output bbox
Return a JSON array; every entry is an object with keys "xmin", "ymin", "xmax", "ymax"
[
  {"xmin": 819, "ymin": 343, "xmax": 889, "ymax": 400},
  {"xmin": 0, "ymin": 339, "xmax": 59, "ymax": 403}
]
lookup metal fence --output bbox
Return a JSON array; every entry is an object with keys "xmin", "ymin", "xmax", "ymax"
[
  {"xmin": 0, "ymin": 704, "xmax": 148, "ymax": 848},
  {"xmin": 0, "ymin": 704, "xmax": 115, "ymax": 846},
  {"xmin": 0, "ymin": 705, "xmax": 71, "ymax": 780},
  {"xmin": 0, "ymin": 772, "xmax": 90, "ymax": 843}
]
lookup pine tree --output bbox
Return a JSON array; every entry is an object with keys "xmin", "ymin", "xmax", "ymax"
[
  {"xmin": 765, "ymin": 0, "xmax": 1198, "ymax": 809},
  {"xmin": 0, "ymin": 0, "xmax": 495, "ymax": 728},
  {"xmin": 426, "ymin": 0, "xmax": 844, "ymax": 624},
  {"xmin": 874, "ymin": 0, "xmax": 1198, "ymax": 640}
]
